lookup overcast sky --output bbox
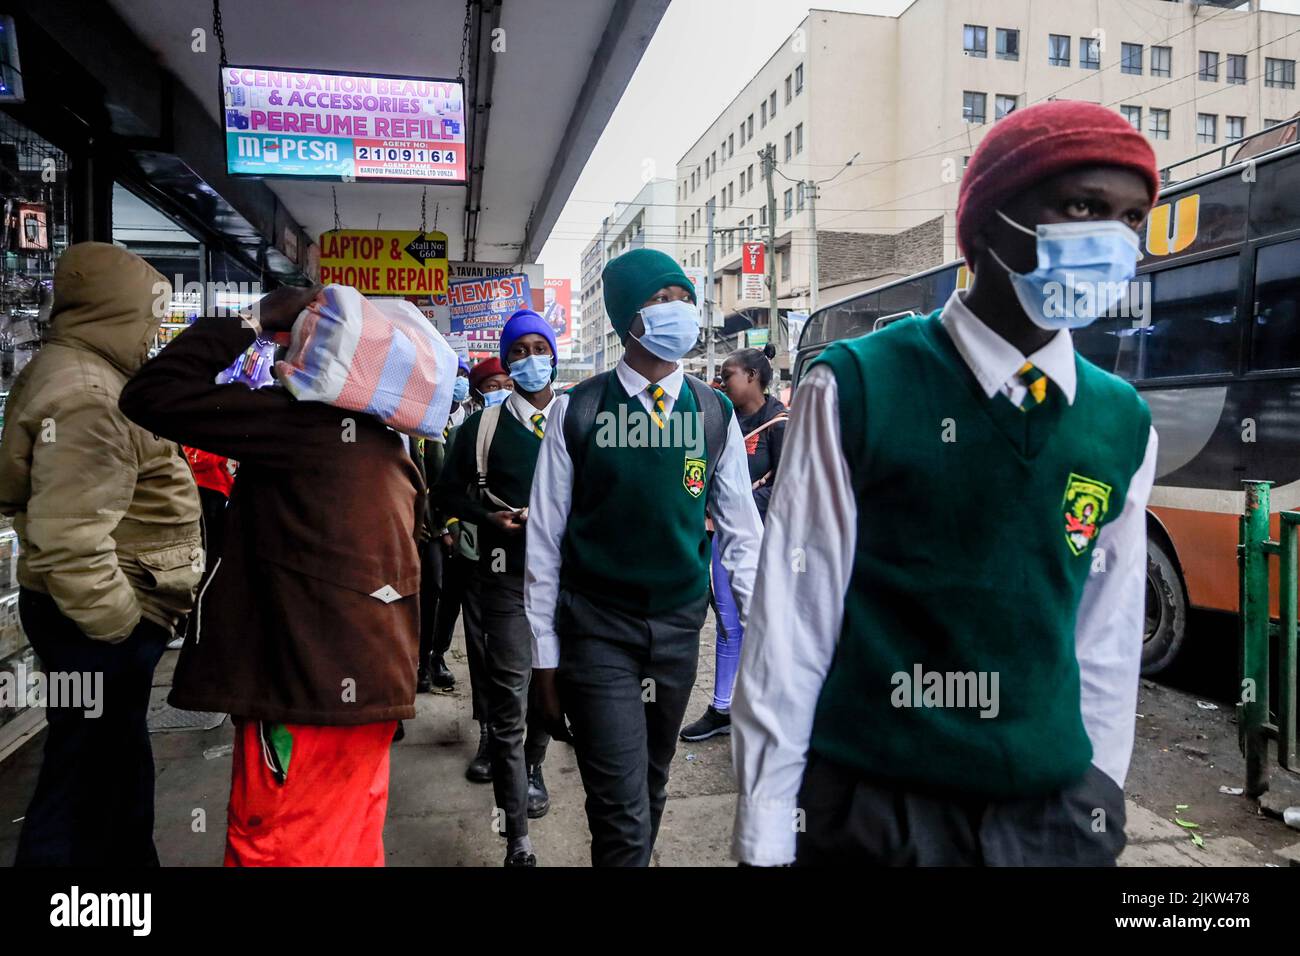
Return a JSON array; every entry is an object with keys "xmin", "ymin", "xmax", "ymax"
[{"xmin": 538, "ymin": 0, "xmax": 1300, "ymax": 301}]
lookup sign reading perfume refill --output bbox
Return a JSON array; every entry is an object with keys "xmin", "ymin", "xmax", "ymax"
[{"xmin": 222, "ymin": 66, "xmax": 467, "ymax": 183}]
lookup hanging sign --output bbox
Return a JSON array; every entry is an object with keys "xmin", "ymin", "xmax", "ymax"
[
  {"xmin": 222, "ymin": 65, "xmax": 467, "ymax": 183},
  {"xmin": 318, "ymin": 229, "xmax": 450, "ymax": 297}
]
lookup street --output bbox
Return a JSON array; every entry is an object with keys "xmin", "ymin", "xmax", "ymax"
[{"xmin": 3, "ymin": 611, "xmax": 1297, "ymax": 868}]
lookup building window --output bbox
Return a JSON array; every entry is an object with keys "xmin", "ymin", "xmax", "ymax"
[
  {"xmin": 1151, "ymin": 46, "xmax": 1171, "ymax": 77},
  {"xmin": 781, "ymin": 251, "xmax": 791, "ymax": 282},
  {"xmin": 1226, "ymin": 116, "xmax": 1245, "ymax": 142},
  {"xmin": 1121, "ymin": 43, "xmax": 1143, "ymax": 75},
  {"xmin": 964, "ymin": 24, "xmax": 987, "ymax": 58},
  {"xmin": 1149, "ymin": 108, "xmax": 1170, "ymax": 140},
  {"xmin": 797, "ymin": 183, "xmax": 805, "ymax": 212},
  {"xmin": 739, "ymin": 172, "xmax": 745, "ymax": 196},
  {"xmin": 795, "ymin": 122, "xmax": 803, "ymax": 153},
  {"xmin": 784, "ymin": 132, "xmax": 792, "ymax": 161},
  {"xmin": 963, "ymin": 91, "xmax": 987, "ymax": 124},
  {"xmin": 1227, "ymin": 54, "xmax": 1247, "ymax": 85},
  {"xmin": 784, "ymin": 188, "xmax": 793, "ymax": 220},
  {"xmin": 761, "ymin": 101, "xmax": 767, "ymax": 127},
  {"xmin": 996, "ymin": 28, "xmax": 1019, "ymax": 61},
  {"xmin": 785, "ymin": 75, "xmax": 792, "ymax": 104},
  {"xmin": 1266, "ymin": 118, "xmax": 1284, "ymax": 129},
  {"xmin": 795, "ymin": 63, "xmax": 803, "ymax": 93},
  {"xmin": 1197, "ymin": 113, "xmax": 1217, "ymax": 145},
  {"xmin": 995, "ymin": 94, "xmax": 1018, "ymax": 120},
  {"xmin": 747, "ymin": 165, "xmax": 754, "ymax": 190},
  {"xmin": 1199, "ymin": 51, "xmax": 1219, "ymax": 82},
  {"xmin": 1049, "ymin": 34, "xmax": 1070, "ymax": 68},
  {"xmin": 1266, "ymin": 57, "xmax": 1296, "ymax": 89},
  {"xmin": 1120, "ymin": 105, "xmax": 1142, "ymax": 131},
  {"xmin": 747, "ymin": 114, "xmax": 754, "ymax": 138},
  {"xmin": 770, "ymin": 91, "xmax": 777, "ymax": 119},
  {"xmin": 760, "ymin": 205, "xmax": 767, "ymax": 226},
  {"xmin": 1080, "ymin": 37, "xmax": 1100, "ymax": 71}
]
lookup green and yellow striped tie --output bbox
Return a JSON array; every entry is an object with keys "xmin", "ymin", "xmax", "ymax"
[
  {"xmin": 530, "ymin": 412, "xmax": 546, "ymax": 439},
  {"xmin": 1017, "ymin": 361, "xmax": 1048, "ymax": 412},
  {"xmin": 647, "ymin": 384, "xmax": 667, "ymax": 429}
]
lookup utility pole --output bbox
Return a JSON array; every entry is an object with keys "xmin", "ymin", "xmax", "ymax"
[
  {"xmin": 805, "ymin": 180, "xmax": 819, "ymax": 315},
  {"xmin": 762, "ymin": 143, "xmax": 781, "ymax": 368},
  {"xmin": 705, "ymin": 197, "xmax": 716, "ymax": 383}
]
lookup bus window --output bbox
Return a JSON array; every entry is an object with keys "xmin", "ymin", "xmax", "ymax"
[
  {"xmin": 1250, "ymin": 238, "xmax": 1300, "ymax": 371},
  {"xmin": 1073, "ymin": 275, "xmax": 1147, "ymax": 381},
  {"xmin": 1140, "ymin": 255, "xmax": 1240, "ymax": 379}
]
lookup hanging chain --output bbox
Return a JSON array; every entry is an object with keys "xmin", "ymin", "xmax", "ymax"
[
  {"xmin": 458, "ymin": 0, "xmax": 474, "ymax": 82},
  {"xmin": 212, "ymin": 0, "xmax": 228, "ymax": 66},
  {"xmin": 332, "ymin": 186, "xmax": 341, "ymax": 232},
  {"xmin": 433, "ymin": 203, "xmax": 439, "ymax": 232},
  {"xmin": 420, "ymin": 187, "xmax": 427, "ymax": 234}
]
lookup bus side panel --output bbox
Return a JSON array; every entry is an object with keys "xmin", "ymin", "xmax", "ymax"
[{"xmin": 1151, "ymin": 505, "xmax": 1293, "ymax": 619}]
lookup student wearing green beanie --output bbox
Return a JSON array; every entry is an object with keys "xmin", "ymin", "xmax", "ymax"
[{"xmin": 524, "ymin": 247, "xmax": 764, "ymax": 866}]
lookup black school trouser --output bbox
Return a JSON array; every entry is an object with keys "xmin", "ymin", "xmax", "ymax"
[
  {"xmin": 474, "ymin": 566, "xmax": 550, "ymax": 839},
  {"xmin": 434, "ymin": 551, "xmax": 488, "ymax": 721},
  {"xmin": 416, "ymin": 537, "xmax": 443, "ymax": 673},
  {"xmin": 794, "ymin": 752, "xmax": 1128, "ymax": 866},
  {"xmin": 14, "ymin": 588, "xmax": 169, "ymax": 867},
  {"xmin": 556, "ymin": 587, "xmax": 708, "ymax": 867}
]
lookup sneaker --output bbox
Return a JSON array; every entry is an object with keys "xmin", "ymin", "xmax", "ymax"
[
  {"xmin": 504, "ymin": 849, "xmax": 537, "ymax": 867},
  {"xmin": 431, "ymin": 655, "xmax": 455, "ymax": 689},
  {"xmin": 465, "ymin": 726, "xmax": 493, "ymax": 783},
  {"xmin": 166, "ymin": 636, "xmax": 185, "ymax": 650},
  {"xmin": 526, "ymin": 763, "xmax": 550, "ymax": 819},
  {"xmin": 679, "ymin": 705, "xmax": 731, "ymax": 742}
]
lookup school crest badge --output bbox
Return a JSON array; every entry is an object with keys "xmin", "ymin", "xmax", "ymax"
[
  {"xmin": 1062, "ymin": 473, "xmax": 1112, "ymax": 556},
  {"xmin": 683, "ymin": 456, "xmax": 707, "ymax": 498}
]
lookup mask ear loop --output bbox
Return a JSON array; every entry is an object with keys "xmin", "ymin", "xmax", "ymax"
[{"xmin": 996, "ymin": 209, "xmax": 1039, "ymax": 237}]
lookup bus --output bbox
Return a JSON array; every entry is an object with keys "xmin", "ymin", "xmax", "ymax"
[{"xmin": 793, "ymin": 127, "xmax": 1300, "ymax": 675}]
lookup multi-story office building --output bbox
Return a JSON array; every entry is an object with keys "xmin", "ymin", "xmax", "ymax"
[
  {"xmin": 576, "ymin": 177, "xmax": 678, "ymax": 372},
  {"xmin": 676, "ymin": 0, "xmax": 1299, "ymax": 325}
]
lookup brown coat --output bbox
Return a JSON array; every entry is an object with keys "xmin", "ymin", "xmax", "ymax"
[
  {"xmin": 0, "ymin": 243, "xmax": 202, "ymax": 640},
  {"xmin": 119, "ymin": 315, "xmax": 424, "ymax": 725}
]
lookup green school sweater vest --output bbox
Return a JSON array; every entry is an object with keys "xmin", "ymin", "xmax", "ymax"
[
  {"xmin": 809, "ymin": 311, "xmax": 1151, "ymax": 798},
  {"xmin": 467, "ymin": 407, "xmax": 543, "ymax": 571},
  {"xmin": 561, "ymin": 375, "xmax": 724, "ymax": 615}
]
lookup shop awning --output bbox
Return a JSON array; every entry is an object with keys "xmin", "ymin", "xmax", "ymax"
[{"xmin": 23, "ymin": 0, "xmax": 668, "ymax": 278}]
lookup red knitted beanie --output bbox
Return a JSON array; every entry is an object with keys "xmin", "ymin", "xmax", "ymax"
[
  {"xmin": 469, "ymin": 356, "xmax": 507, "ymax": 393},
  {"xmin": 956, "ymin": 101, "xmax": 1161, "ymax": 266}
]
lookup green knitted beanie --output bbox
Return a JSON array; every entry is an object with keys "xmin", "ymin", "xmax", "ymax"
[{"xmin": 601, "ymin": 248, "xmax": 696, "ymax": 339}]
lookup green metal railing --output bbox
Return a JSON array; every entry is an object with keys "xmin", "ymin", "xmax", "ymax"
[{"xmin": 1237, "ymin": 480, "xmax": 1299, "ymax": 797}]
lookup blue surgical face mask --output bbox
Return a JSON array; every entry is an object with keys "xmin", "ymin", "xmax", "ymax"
[
  {"xmin": 989, "ymin": 210, "xmax": 1141, "ymax": 330},
  {"xmin": 482, "ymin": 389, "xmax": 508, "ymax": 408},
  {"xmin": 452, "ymin": 376, "xmax": 470, "ymax": 403},
  {"xmin": 509, "ymin": 353, "xmax": 554, "ymax": 393},
  {"xmin": 631, "ymin": 299, "xmax": 700, "ymax": 362}
]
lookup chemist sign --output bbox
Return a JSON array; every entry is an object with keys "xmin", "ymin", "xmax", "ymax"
[
  {"xmin": 318, "ymin": 229, "xmax": 450, "ymax": 297},
  {"xmin": 222, "ymin": 65, "xmax": 467, "ymax": 183}
]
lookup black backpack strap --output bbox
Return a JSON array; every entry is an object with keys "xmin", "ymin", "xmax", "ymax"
[
  {"xmin": 685, "ymin": 375, "xmax": 730, "ymax": 491},
  {"xmin": 563, "ymin": 371, "xmax": 613, "ymax": 473}
]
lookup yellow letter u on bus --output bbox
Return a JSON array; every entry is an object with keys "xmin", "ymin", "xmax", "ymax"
[{"xmin": 1146, "ymin": 194, "xmax": 1201, "ymax": 257}]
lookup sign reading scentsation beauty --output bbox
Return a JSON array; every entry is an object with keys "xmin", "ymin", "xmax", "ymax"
[
  {"xmin": 318, "ymin": 230, "xmax": 450, "ymax": 296},
  {"xmin": 222, "ymin": 66, "xmax": 467, "ymax": 183},
  {"xmin": 741, "ymin": 242, "xmax": 766, "ymax": 302}
]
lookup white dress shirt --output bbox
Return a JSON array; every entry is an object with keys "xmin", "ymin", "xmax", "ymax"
[
  {"xmin": 524, "ymin": 358, "xmax": 765, "ymax": 669},
  {"xmin": 730, "ymin": 291, "xmax": 1159, "ymax": 866},
  {"xmin": 505, "ymin": 387, "xmax": 558, "ymax": 432}
]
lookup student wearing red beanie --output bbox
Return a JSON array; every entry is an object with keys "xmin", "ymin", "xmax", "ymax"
[{"xmin": 733, "ymin": 101, "xmax": 1161, "ymax": 866}]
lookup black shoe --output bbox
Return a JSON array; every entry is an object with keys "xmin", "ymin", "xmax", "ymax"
[
  {"xmin": 504, "ymin": 849, "xmax": 536, "ymax": 867},
  {"xmin": 679, "ymin": 706, "xmax": 731, "ymax": 742},
  {"xmin": 431, "ymin": 655, "xmax": 455, "ymax": 689},
  {"xmin": 465, "ymin": 727, "xmax": 492, "ymax": 783},
  {"xmin": 526, "ymin": 763, "xmax": 550, "ymax": 819},
  {"xmin": 416, "ymin": 669, "xmax": 435, "ymax": 694}
]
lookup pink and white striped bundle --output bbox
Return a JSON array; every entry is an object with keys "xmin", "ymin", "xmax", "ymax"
[{"xmin": 274, "ymin": 284, "xmax": 456, "ymax": 438}]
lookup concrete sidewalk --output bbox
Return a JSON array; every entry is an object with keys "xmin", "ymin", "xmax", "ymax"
[{"xmin": 0, "ymin": 617, "xmax": 1294, "ymax": 866}]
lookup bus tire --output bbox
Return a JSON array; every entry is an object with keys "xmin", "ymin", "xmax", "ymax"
[{"xmin": 1142, "ymin": 535, "xmax": 1188, "ymax": 675}]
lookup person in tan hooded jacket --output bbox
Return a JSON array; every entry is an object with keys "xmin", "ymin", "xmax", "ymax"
[{"xmin": 0, "ymin": 241, "xmax": 202, "ymax": 866}]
